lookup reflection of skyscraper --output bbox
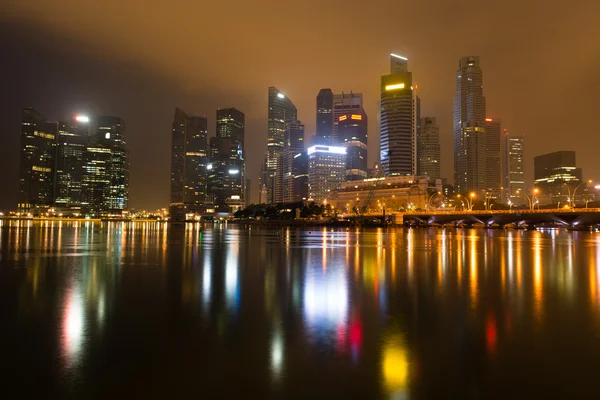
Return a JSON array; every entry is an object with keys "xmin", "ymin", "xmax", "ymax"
[
  {"xmin": 316, "ymin": 89, "xmax": 334, "ymax": 144},
  {"xmin": 338, "ymin": 109, "xmax": 368, "ymax": 181},
  {"xmin": 18, "ymin": 107, "xmax": 57, "ymax": 211},
  {"xmin": 380, "ymin": 54, "xmax": 415, "ymax": 176},
  {"xmin": 417, "ymin": 117, "xmax": 441, "ymax": 181},
  {"xmin": 282, "ymin": 121, "xmax": 305, "ymax": 203},
  {"xmin": 453, "ymin": 56, "xmax": 487, "ymax": 193},
  {"xmin": 260, "ymin": 87, "xmax": 297, "ymax": 204},
  {"xmin": 170, "ymin": 107, "xmax": 209, "ymax": 208}
]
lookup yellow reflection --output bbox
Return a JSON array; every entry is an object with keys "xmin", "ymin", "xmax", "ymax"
[
  {"xmin": 533, "ymin": 233, "xmax": 543, "ymax": 321},
  {"xmin": 469, "ymin": 230, "xmax": 478, "ymax": 309},
  {"xmin": 382, "ymin": 333, "xmax": 409, "ymax": 394}
]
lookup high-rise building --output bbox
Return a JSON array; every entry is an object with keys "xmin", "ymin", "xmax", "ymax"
[
  {"xmin": 94, "ymin": 116, "xmax": 129, "ymax": 211},
  {"xmin": 453, "ymin": 56, "xmax": 487, "ymax": 193},
  {"xmin": 261, "ymin": 87, "xmax": 297, "ymax": 204},
  {"xmin": 333, "ymin": 92, "xmax": 363, "ymax": 142},
  {"xmin": 54, "ymin": 121, "xmax": 87, "ymax": 211},
  {"xmin": 307, "ymin": 145, "xmax": 346, "ymax": 203},
  {"xmin": 170, "ymin": 107, "xmax": 209, "ymax": 208},
  {"xmin": 380, "ymin": 53, "xmax": 416, "ymax": 176},
  {"xmin": 316, "ymin": 89, "xmax": 334, "ymax": 144},
  {"xmin": 207, "ymin": 137, "xmax": 244, "ymax": 212},
  {"xmin": 338, "ymin": 109, "xmax": 368, "ymax": 181},
  {"xmin": 81, "ymin": 145, "xmax": 112, "ymax": 214},
  {"xmin": 534, "ymin": 151, "xmax": 582, "ymax": 205},
  {"xmin": 282, "ymin": 121, "xmax": 305, "ymax": 203},
  {"xmin": 216, "ymin": 108, "xmax": 245, "ymax": 152},
  {"xmin": 18, "ymin": 107, "xmax": 57, "ymax": 211},
  {"xmin": 502, "ymin": 131, "xmax": 525, "ymax": 204},
  {"xmin": 293, "ymin": 151, "xmax": 309, "ymax": 202},
  {"xmin": 485, "ymin": 117, "xmax": 501, "ymax": 195},
  {"xmin": 417, "ymin": 117, "xmax": 441, "ymax": 182}
]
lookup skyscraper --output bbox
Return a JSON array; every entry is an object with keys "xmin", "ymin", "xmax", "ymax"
[
  {"xmin": 282, "ymin": 120, "xmax": 305, "ymax": 203},
  {"xmin": 261, "ymin": 87, "xmax": 297, "ymax": 204},
  {"xmin": 170, "ymin": 107, "xmax": 209, "ymax": 208},
  {"xmin": 216, "ymin": 108, "xmax": 245, "ymax": 152},
  {"xmin": 338, "ymin": 109, "xmax": 368, "ymax": 181},
  {"xmin": 18, "ymin": 107, "xmax": 57, "ymax": 211},
  {"xmin": 534, "ymin": 151, "xmax": 581, "ymax": 205},
  {"xmin": 316, "ymin": 89, "xmax": 334, "ymax": 144},
  {"xmin": 502, "ymin": 131, "xmax": 525, "ymax": 204},
  {"xmin": 453, "ymin": 56, "xmax": 487, "ymax": 193},
  {"xmin": 333, "ymin": 92, "xmax": 363, "ymax": 142},
  {"xmin": 307, "ymin": 145, "xmax": 346, "ymax": 202},
  {"xmin": 417, "ymin": 117, "xmax": 441, "ymax": 181},
  {"xmin": 485, "ymin": 117, "xmax": 502, "ymax": 195},
  {"xmin": 213, "ymin": 107, "xmax": 245, "ymax": 209},
  {"xmin": 292, "ymin": 151, "xmax": 309, "ymax": 202},
  {"xmin": 380, "ymin": 53, "xmax": 415, "ymax": 176},
  {"xmin": 54, "ymin": 120, "xmax": 87, "ymax": 211},
  {"xmin": 94, "ymin": 116, "xmax": 129, "ymax": 211}
]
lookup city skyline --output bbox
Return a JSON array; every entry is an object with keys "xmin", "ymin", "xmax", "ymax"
[{"xmin": 2, "ymin": 1, "xmax": 599, "ymax": 209}]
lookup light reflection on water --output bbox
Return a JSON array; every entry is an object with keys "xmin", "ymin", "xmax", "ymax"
[{"xmin": 2, "ymin": 221, "xmax": 600, "ymax": 398}]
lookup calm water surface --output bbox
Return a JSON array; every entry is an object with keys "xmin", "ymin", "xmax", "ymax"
[{"xmin": 1, "ymin": 220, "xmax": 600, "ymax": 399}]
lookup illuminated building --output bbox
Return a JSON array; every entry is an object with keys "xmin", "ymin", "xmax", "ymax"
[
  {"xmin": 333, "ymin": 91, "xmax": 362, "ymax": 143},
  {"xmin": 216, "ymin": 107, "xmax": 245, "ymax": 153},
  {"xmin": 93, "ymin": 116, "xmax": 129, "ymax": 212},
  {"xmin": 380, "ymin": 54, "xmax": 416, "ymax": 176},
  {"xmin": 453, "ymin": 56, "xmax": 487, "ymax": 193},
  {"xmin": 338, "ymin": 109, "xmax": 368, "ymax": 181},
  {"xmin": 170, "ymin": 107, "xmax": 209, "ymax": 210},
  {"xmin": 54, "ymin": 119, "xmax": 89, "ymax": 211},
  {"xmin": 81, "ymin": 146, "xmax": 112, "ymax": 213},
  {"xmin": 502, "ymin": 131, "xmax": 525, "ymax": 204},
  {"xmin": 260, "ymin": 87, "xmax": 297, "ymax": 204},
  {"xmin": 293, "ymin": 151, "xmax": 309, "ymax": 201},
  {"xmin": 417, "ymin": 117, "xmax": 440, "ymax": 182},
  {"xmin": 534, "ymin": 151, "xmax": 582, "ymax": 205},
  {"xmin": 282, "ymin": 121, "xmax": 305, "ymax": 203},
  {"xmin": 485, "ymin": 117, "xmax": 501, "ymax": 195},
  {"xmin": 315, "ymin": 88, "xmax": 334, "ymax": 144},
  {"xmin": 307, "ymin": 145, "xmax": 346, "ymax": 202},
  {"xmin": 330, "ymin": 175, "xmax": 428, "ymax": 212},
  {"xmin": 207, "ymin": 136, "xmax": 244, "ymax": 212},
  {"xmin": 18, "ymin": 107, "xmax": 57, "ymax": 211}
]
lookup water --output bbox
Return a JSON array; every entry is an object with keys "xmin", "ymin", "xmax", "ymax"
[{"xmin": 1, "ymin": 220, "xmax": 600, "ymax": 399}]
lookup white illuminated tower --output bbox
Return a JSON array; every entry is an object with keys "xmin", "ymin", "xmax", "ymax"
[{"xmin": 307, "ymin": 145, "xmax": 346, "ymax": 202}]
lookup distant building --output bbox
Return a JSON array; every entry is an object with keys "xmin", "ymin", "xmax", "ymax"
[
  {"xmin": 454, "ymin": 56, "xmax": 487, "ymax": 193},
  {"xmin": 338, "ymin": 109, "xmax": 368, "ymax": 181},
  {"xmin": 380, "ymin": 54, "xmax": 416, "ymax": 176},
  {"xmin": 534, "ymin": 151, "xmax": 582, "ymax": 205},
  {"xmin": 333, "ymin": 92, "xmax": 362, "ymax": 142},
  {"xmin": 417, "ymin": 117, "xmax": 441, "ymax": 182},
  {"xmin": 18, "ymin": 107, "xmax": 57, "ymax": 211},
  {"xmin": 282, "ymin": 121, "xmax": 305, "ymax": 203},
  {"xmin": 216, "ymin": 108, "xmax": 245, "ymax": 152},
  {"xmin": 307, "ymin": 145, "xmax": 346, "ymax": 203},
  {"xmin": 170, "ymin": 107, "xmax": 209, "ymax": 210},
  {"xmin": 485, "ymin": 118, "xmax": 501, "ymax": 196},
  {"xmin": 502, "ymin": 132, "xmax": 525, "ymax": 205},
  {"xmin": 261, "ymin": 87, "xmax": 297, "ymax": 204},
  {"xmin": 315, "ymin": 89, "xmax": 334, "ymax": 144},
  {"xmin": 207, "ymin": 137, "xmax": 244, "ymax": 212},
  {"xmin": 54, "ymin": 119, "xmax": 89, "ymax": 212},
  {"xmin": 293, "ymin": 151, "xmax": 309, "ymax": 201},
  {"xmin": 82, "ymin": 146, "xmax": 112, "ymax": 214}
]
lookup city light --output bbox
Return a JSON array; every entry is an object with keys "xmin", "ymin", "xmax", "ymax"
[
  {"xmin": 307, "ymin": 145, "xmax": 347, "ymax": 155},
  {"xmin": 390, "ymin": 53, "xmax": 407, "ymax": 60},
  {"xmin": 385, "ymin": 83, "xmax": 405, "ymax": 91},
  {"xmin": 75, "ymin": 115, "xmax": 89, "ymax": 123},
  {"xmin": 228, "ymin": 169, "xmax": 240, "ymax": 174},
  {"xmin": 277, "ymin": 93, "xmax": 285, "ymax": 99}
]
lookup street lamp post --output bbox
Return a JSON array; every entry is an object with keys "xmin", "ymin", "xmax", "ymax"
[{"xmin": 428, "ymin": 191, "xmax": 442, "ymax": 211}]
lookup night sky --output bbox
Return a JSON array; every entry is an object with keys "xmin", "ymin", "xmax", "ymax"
[{"xmin": 1, "ymin": 0, "xmax": 599, "ymax": 210}]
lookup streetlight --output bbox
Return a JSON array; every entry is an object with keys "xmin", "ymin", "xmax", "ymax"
[
  {"xmin": 508, "ymin": 199, "xmax": 513, "ymax": 211},
  {"xmin": 427, "ymin": 191, "xmax": 442, "ymax": 211}
]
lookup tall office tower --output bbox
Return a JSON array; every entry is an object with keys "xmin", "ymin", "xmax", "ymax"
[
  {"xmin": 484, "ymin": 117, "xmax": 502, "ymax": 195},
  {"xmin": 216, "ymin": 108, "xmax": 245, "ymax": 152},
  {"xmin": 282, "ymin": 120, "xmax": 305, "ymax": 203},
  {"xmin": 380, "ymin": 53, "xmax": 416, "ymax": 176},
  {"xmin": 292, "ymin": 151, "xmax": 309, "ymax": 201},
  {"xmin": 207, "ymin": 137, "xmax": 244, "ymax": 212},
  {"xmin": 417, "ymin": 117, "xmax": 441, "ymax": 181},
  {"xmin": 502, "ymin": 131, "xmax": 525, "ymax": 204},
  {"xmin": 170, "ymin": 107, "xmax": 209, "ymax": 208},
  {"xmin": 315, "ymin": 89, "xmax": 334, "ymax": 144},
  {"xmin": 94, "ymin": 116, "xmax": 129, "ymax": 211},
  {"xmin": 261, "ymin": 87, "xmax": 297, "ymax": 203},
  {"xmin": 18, "ymin": 107, "xmax": 57, "ymax": 211},
  {"xmin": 453, "ymin": 56, "xmax": 487, "ymax": 193},
  {"xmin": 333, "ymin": 92, "xmax": 363, "ymax": 142},
  {"xmin": 307, "ymin": 145, "xmax": 346, "ymax": 202},
  {"xmin": 81, "ymin": 145, "xmax": 112, "ymax": 214},
  {"xmin": 534, "ymin": 151, "xmax": 581, "ymax": 205},
  {"xmin": 338, "ymin": 109, "xmax": 368, "ymax": 180},
  {"xmin": 54, "ymin": 119, "xmax": 89, "ymax": 211}
]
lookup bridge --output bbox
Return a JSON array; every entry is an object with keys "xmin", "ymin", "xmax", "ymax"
[{"xmin": 401, "ymin": 209, "xmax": 600, "ymax": 229}]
